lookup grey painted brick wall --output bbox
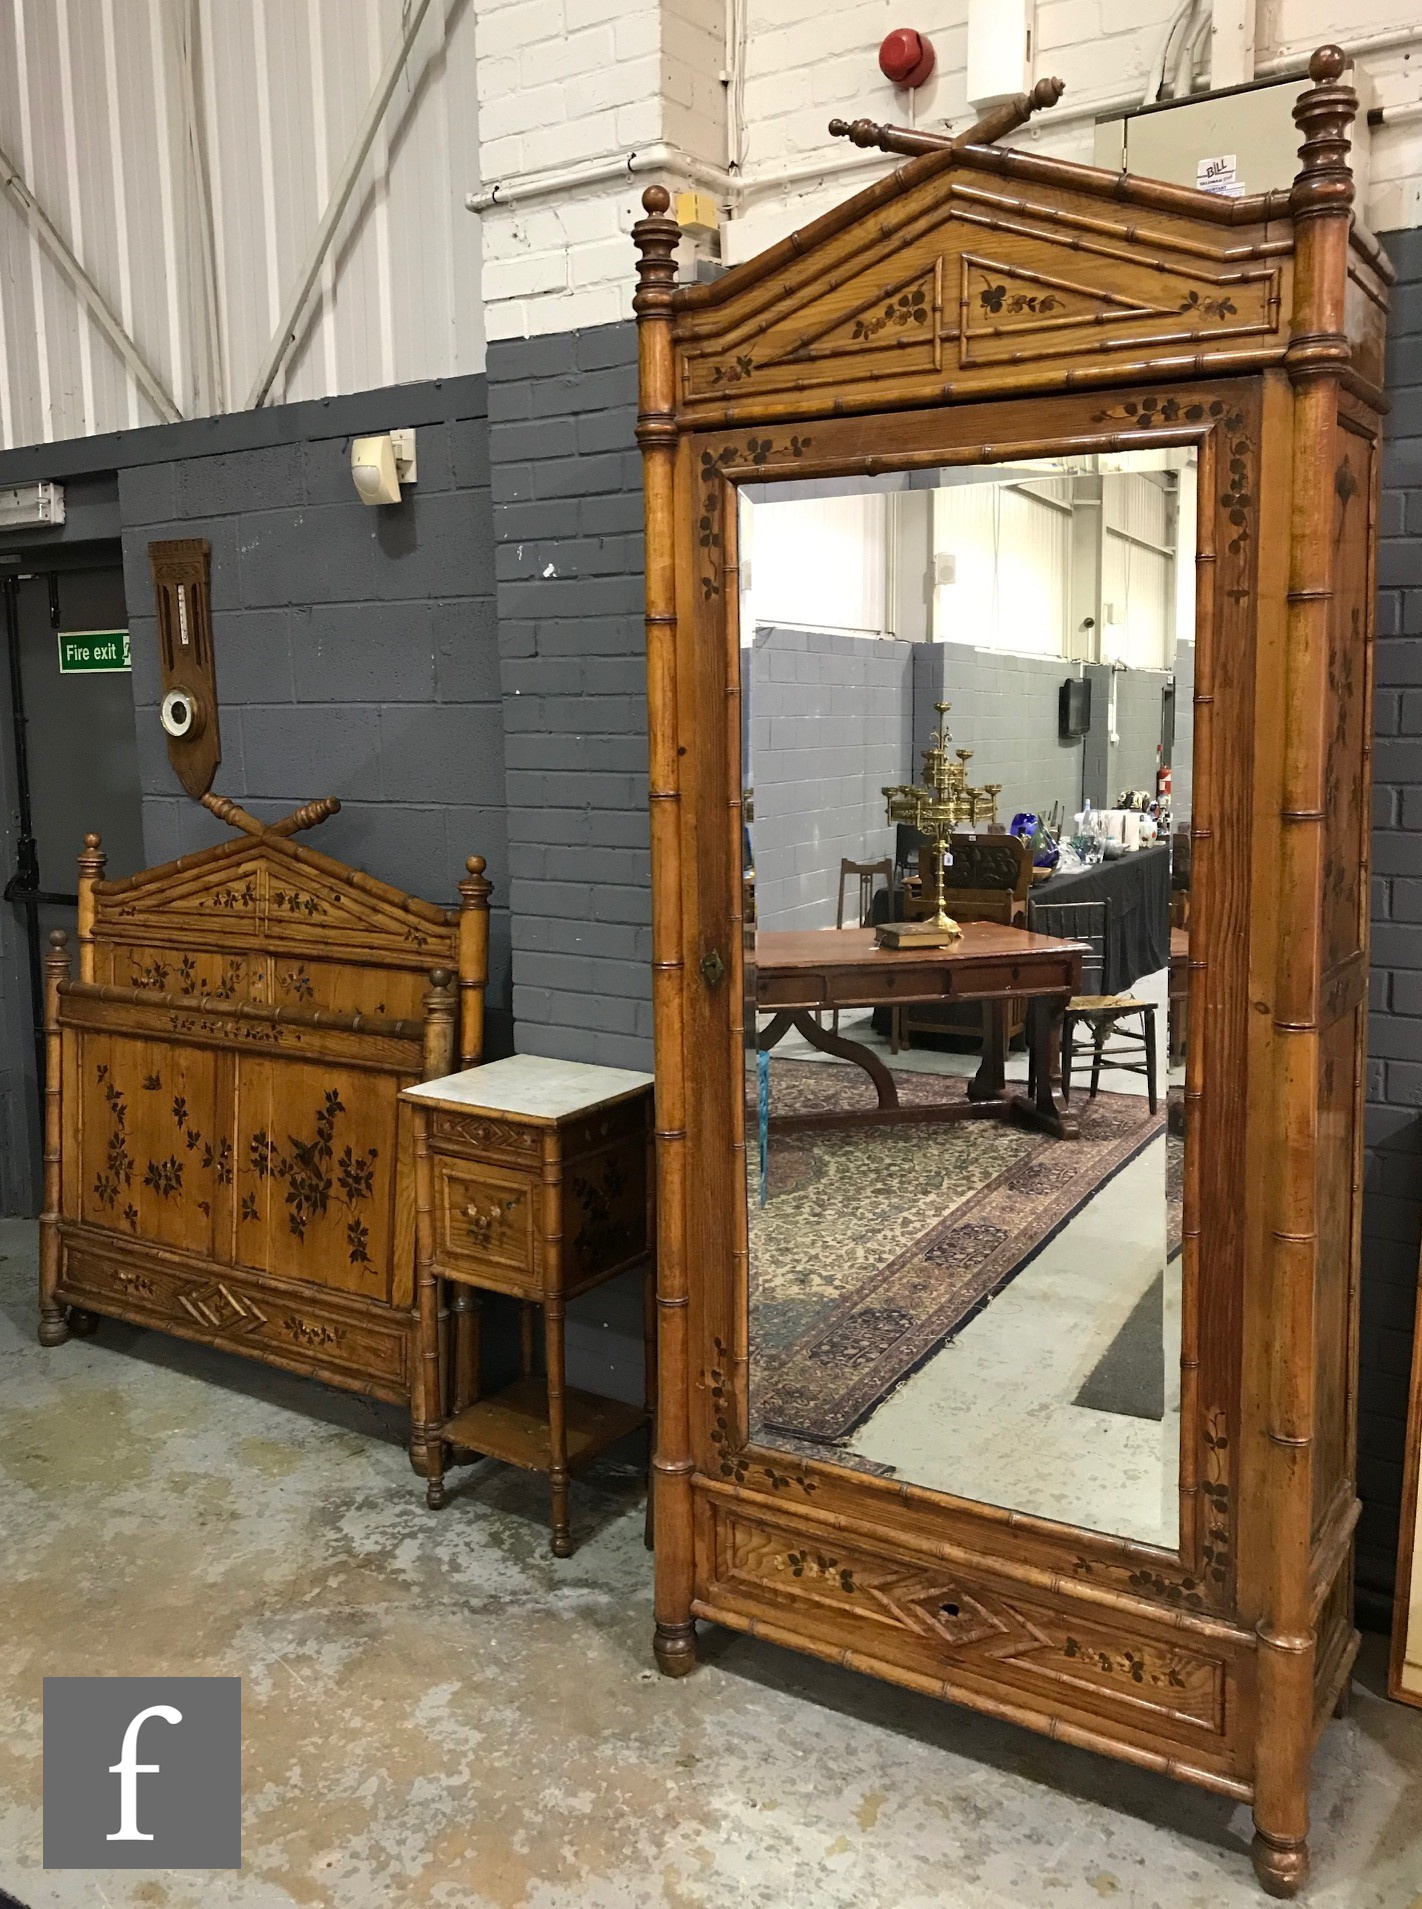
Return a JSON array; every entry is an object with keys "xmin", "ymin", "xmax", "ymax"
[
  {"xmin": 748, "ymin": 626, "xmax": 913, "ymax": 929},
  {"xmin": 115, "ymin": 374, "xmax": 511, "ymax": 1049},
  {"xmin": 919, "ymin": 645, "xmax": 1085, "ymax": 829},
  {"xmin": 1360, "ymin": 227, "xmax": 1422, "ymax": 1623},
  {"xmin": 486, "ymin": 322, "xmax": 652, "ymax": 1072},
  {"xmin": 1081, "ymin": 663, "xmax": 1172, "ymax": 816},
  {"xmin": 1111, "ymin": 665, "xmax": 1170, "ymax": 800}
]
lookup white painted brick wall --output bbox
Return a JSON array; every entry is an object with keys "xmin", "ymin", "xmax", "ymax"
[
  {"xmin": 475, "ymin": 0, "xmax": 725, "ymax": 339},
  {"xmin": 727, "ymin": 7, "xmax": 1422, "ymax": 262},
  {"xmin": 473, "ymin": 0, "xmax": 1422, "ymax": 337}
]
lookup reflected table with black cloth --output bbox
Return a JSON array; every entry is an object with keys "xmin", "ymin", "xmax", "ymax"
[
  {"xmin": 1027, "ymin": 842, "xmax": 1172, "ymax": 994},
  {"xmin": 868, "ymin": 842, "xmax": 1172, "ymax": 1043},
  {"xmin": 755, "ymin": 923, "xmax": 1086, "ymax": 1142}
]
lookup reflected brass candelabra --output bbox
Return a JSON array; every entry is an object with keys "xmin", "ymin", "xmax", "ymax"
[{"xmin": 878, "ymin": 704, "xmax": 1001, "ymax": 948}]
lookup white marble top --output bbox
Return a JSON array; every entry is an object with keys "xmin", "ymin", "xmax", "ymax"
[{"xmin": 403, "ymin": 1053, "xmax": 654, "ymax": 1122}]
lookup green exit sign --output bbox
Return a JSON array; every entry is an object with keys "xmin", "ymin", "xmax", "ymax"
[{"xmin": 58, "ymin": 630, "xmax": 130, "ymax": 673}]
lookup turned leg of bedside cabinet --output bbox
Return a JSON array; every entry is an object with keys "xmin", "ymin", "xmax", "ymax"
[{"xmin": 544, "ymin": 1296, "xmax": 572, "ymax": 1557}]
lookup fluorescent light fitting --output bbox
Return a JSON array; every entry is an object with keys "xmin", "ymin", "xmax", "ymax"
[{"xmin": 0, "ymin": 482, "xmax": 65, "ymax": 529}]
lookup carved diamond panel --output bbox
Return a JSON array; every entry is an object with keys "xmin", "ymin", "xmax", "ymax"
[
  {"xmin": 176, "ymin": 1280, "xmax": 268, "ymax": 1335},
  {"xmin": 716, "ymin": 1510, "xmax": 1226, "ymax": 1734}
]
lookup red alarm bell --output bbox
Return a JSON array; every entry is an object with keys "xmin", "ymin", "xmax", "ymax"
[{"xmin": 879, "ymin": 28, "xmax": 936, "ymax": 88}]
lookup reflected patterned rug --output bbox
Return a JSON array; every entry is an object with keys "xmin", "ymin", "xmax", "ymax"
[{"xmin": 750, "ymin": 1059, "xmax": 1170, "ymax": 1445}]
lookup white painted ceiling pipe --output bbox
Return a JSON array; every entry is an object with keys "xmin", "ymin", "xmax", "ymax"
[{"xmin": 467, "ymin": 144, "xmax": 737, "ymax": 215}]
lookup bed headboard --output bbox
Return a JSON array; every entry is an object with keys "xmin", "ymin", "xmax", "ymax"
[
  {"xmin": 40, "ymin": 793, "xmax": 493, "ymax": 1401},
  {"xmin": 76, "ymin": 792, "xmax": 491, "ymax": 1069}
]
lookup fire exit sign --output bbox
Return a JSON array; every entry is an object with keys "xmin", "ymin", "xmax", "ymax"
[{"xmin": 57, "ymin": 630, "xmax": 130, "ymax": 673}]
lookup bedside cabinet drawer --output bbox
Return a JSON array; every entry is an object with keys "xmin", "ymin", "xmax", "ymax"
[{"xmin": 434, "ymin": 1157, "xmax": 537, "ymax": 1289}]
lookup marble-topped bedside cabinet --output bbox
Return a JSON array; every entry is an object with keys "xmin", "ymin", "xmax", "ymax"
[{"xmin": 401, "ymin": 1054, "xmax": 655, "ymax": 1555}]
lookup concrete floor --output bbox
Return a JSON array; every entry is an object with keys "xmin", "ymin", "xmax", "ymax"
[{"xmin": 3, "ymin": 1218, "xmax": 1422, "ymax": 1908}]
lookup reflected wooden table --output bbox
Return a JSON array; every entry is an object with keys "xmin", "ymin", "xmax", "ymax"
[{"xmin": 754, "ymin": 923, "xmax": 1086, "ymax": 1141}]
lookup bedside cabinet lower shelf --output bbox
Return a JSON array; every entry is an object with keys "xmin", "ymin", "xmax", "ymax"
[{"xmin": 441, "ymin": 1378, "xmax": 646, "ymax": 1476}]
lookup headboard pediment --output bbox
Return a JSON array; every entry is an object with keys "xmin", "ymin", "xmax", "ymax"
[{"xmin": 95, "ymin": 836, "xmax": 456, "ymax": 968}]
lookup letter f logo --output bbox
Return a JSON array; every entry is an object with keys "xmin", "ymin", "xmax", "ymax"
[{"xmin": 107, "ymin": 1704, "xmax": 182, "ymax": 1842}]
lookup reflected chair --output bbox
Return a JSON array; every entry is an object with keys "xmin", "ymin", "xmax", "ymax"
[
  {"xmin": 1169, "ymin": 925, "xmax": 1189, "ymax": 1066},
  {"xmin": 834, "ymin": 857, "xmax": 893, "ymax": 1032},
  {"xmin": 837, "ymin": 856, "xmax": 894, "ymax": 932},
  {"xmin": 893, "ymin": 823, "xmax": 925, "ymax": 892},
  {"xmin": 891, "ymin": 835, "xmax": 1032, "ymax": 1054},
  {"xmin": 1170, "ymin": 826, "xmax": 1192, "ymax": 930},
  {"xmin": 1028, "ymin": 897, "xmax": 1158, "ymax": 1115}
]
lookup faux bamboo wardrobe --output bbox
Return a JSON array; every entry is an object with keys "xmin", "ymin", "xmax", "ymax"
[{"xmin": 633, "ymin": 48, "xmax": 1386, "ymax": 1900}]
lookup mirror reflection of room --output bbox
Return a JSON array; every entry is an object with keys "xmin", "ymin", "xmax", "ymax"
[{"xmin": 741, "ymin": 450, "xmax": 1194, "ymax": 1548}]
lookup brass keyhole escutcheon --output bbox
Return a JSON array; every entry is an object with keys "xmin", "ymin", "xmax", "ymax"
[{"xmin": 700, "ymin": 948, "xmax": 726, "ymax": 988}]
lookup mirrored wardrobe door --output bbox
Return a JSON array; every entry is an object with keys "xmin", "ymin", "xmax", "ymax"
[{"xmin": 739, "ymin": 447, "xmax": 1195, "ymax": 1548}]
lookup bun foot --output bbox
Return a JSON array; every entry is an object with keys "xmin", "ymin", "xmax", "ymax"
[
  {"xmin": 551, "ymin": 1526, "xmax": 573, "ymax": 1558},
  {"xmin": 68, "ymin": 1309, "xmax": 99, "ymax": 1337},
  {"xmin": 654, "ymin": 1621, "xmax": 697, "ymax": 1677},
  {"xmin": 1252, "ymin": 1830, "xmax": 1308, "ymax": 1898},
  {"xmin": 38, "ymin": 1308, "xmax": 70, "ymax": 1347},
  {"xmin": 426, "ymin": 1478, "xmax": 446, "ymax": 1510}
]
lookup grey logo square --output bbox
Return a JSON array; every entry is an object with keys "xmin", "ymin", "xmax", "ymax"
[{"xmin": 43, "ymin": 1677, "xmax": 240, "ymax": 1869}]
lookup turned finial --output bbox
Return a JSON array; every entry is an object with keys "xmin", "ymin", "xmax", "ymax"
[
  {"xmin": 460, "ymin": 854, "xmax": 492, "ymax": 911},
  {"xmin": 632, "ymin": 182, "xmax": 681, "ymax": 321},
  {"xmin": 830, "ymin": 76, "xmax": 1066, "ymax": 160},
  {"xmin": 960, "ymin": 75, "xmax": 1066, "ymax": 148},
  {"xmin": 1292, "ymin": 43, "xmax": 1357, "ymax": 219},
  {"xmin": 77, "ymin": 833, "xmax": 107, "ymax": 883},
  {"xmin": 48, "ymin": 928, "xmax": 67, "ymax": 951},
  {"xmin": 1309, "ymin": 43, "xmax": 1346, "ymax": 83}
]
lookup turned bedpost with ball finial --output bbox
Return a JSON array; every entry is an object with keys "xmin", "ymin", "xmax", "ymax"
[
  {"xmin": 457, "ymin": 854, "xmax": 492, "ymax": 1071},
  {"xmin": 76, "ymin": 833, "xmax": 106, "ymax": 985},
  {"xmin": 1251, "ymin": 44, "xmax": 1360, "ymax": 1903},
  {"xmin": 633, "ymin": 183, "xmax": 696, "ymax": 1678}
]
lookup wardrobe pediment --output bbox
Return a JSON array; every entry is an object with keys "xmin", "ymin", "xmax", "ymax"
[{"xmin": 675, "ymin": 158, "xmax": 1293, "ymax": 416}]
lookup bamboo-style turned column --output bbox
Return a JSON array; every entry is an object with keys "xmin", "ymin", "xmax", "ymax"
[
  {"xmin": 458, "ymin": 854, "xmax": 492, "ymax": 1070},
  {"xmin": 540, "ymin": 1129, "xmax": 572, "ymax": 1557},
  {"xmin": 633, "ymin": 184, "xmax": 697, "ymax": 1678},
  {"xmin": 75, "ymin": 834, "xmax": 106, "ymax": 986},
  {"xmin": 422, "ymin": 969, "xmax": 457, "ymax": 1082},
  {"xmin": 1253, "ymin": 44, "xmax": 1357, "ymax": 1904},
  {"xmin": 415, "ymin": 968, "xmax": 458, "ymax": 1489},
  {"xmin": 37, "ymin": 930, "xmax": 71, "ymax": 1347},
  {"xmin": 411, "ymin": 1110, "xmax": 445, "ymax": 1497},
  {"xmin": 1178, "ymin": 422, "xmax": 1218, "ymax": 1571}
]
